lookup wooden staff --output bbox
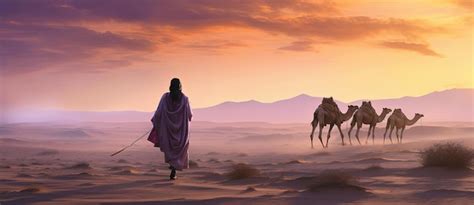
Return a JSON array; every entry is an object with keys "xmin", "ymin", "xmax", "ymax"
[{"xmin": 110, "ymin": 129, "xmax": 151, "ymax": 156}]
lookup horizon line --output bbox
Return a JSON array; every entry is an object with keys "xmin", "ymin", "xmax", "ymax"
[{"xmin": 32, "ymin": 87, "xmax": 472, "ymax": 113}]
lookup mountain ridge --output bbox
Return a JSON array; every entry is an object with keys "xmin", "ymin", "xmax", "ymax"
[{"xmin": 5, "ymin": 88, "xmax": 473, "ymax": 123}]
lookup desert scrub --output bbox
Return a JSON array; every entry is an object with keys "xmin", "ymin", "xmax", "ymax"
[
  {"xmin": 307, "ymin": 171, "xmax": 366, "ymax": 192},
  {"xmin": 227, "ymin": 163, "xmax": 260, "ymax": 180},
  {"xmin": 364, "ymin": 164, "xmax": 383, "ymax": 171},
  {"xmin": 421, "ymin": 142, "xmax": 473, "ymax": 169},
  {"xmin": 188, "ymin": 160, "xmax": 199, "ymax": 168}
]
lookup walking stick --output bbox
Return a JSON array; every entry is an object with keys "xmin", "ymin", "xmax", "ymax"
[{"xmin": 110, "ymin": 129, "xmax": 152, "ymax": 156}]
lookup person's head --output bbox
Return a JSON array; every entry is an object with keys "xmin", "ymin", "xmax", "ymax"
[{"xmin": 169, "ymin": 78, "xmax": 182, "ymax": 101}]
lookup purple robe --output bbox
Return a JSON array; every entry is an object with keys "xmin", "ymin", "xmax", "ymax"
[{"xmin": 147, "ymin": 92, "xmax": 192, "ymax": 170}]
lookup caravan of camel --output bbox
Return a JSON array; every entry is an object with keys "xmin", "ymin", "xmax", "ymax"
[{"xmin": 309, "ymin": 97, "xmax": 424, "ymax": 149}]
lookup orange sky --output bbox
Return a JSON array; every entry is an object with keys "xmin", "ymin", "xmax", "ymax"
[{"xmin": 1, "ymin": 0, "xmax": 473, "ymax": 113}]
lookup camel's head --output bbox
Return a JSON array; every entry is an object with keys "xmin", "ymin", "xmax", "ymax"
[
  {"xmin": 348, "ymin": 105, "xmax": 359, "ymax": 110},
  {"xmin": 415, "ymin": 113, "xmax": 424, "ymax": 118},
  {"xmin": 361, "ymin": 101, "xmax": 372, "ymax": 108},
  {"xmin": 382, "ymin": 108, "xmax": 392, "ymax": 113},
  {"xmin": 322, "ymin": 97, "xmax": 336, "ymax": 105}
]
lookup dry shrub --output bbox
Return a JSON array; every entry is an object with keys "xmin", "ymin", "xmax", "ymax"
[
  {"xmin": 307, "ymin": 171, "xmax": 365, "ymax": 192},
  {"xmin": 19, "ymin": 187, "xmax": 41, "ymax": 193},
  {"xmin": 227, "ymin": 163, "xmax": 260, "ymax": 180},
  {"xmin": 189, "ymin": 160, "xmax": 199, "ymax": 168},
  {"xmin": 242, "ymin": 186, "xmax": 257, "ymax": 193},
  {"xmin": 421, "ymin": 142, "xmax": 473, "ymax": 169},
  {"xmin": 66, "ymin": 162, "xmax": 91, "ymax": 169},
  {"xmin": 37, "ymin": 150, "xmax": 59, "ymax": 156},
  {"xmin": 364, "ymin": 165, "xmax": 383, "ymax": 171}
]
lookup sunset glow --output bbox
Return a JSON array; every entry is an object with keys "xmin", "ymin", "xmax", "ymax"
[{"xmin": 1, "ymin": 0, "xmax": 472, "ymax": 114}]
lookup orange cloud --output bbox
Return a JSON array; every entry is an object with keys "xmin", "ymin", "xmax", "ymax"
[
  {"xmin": 184, "ymin": 40, "xmax": 247, "ymax": 50},
  {"xmin": 379, "ymin": 41, "xmax": 442, "ymax": 57},
  {"xmin": 0, "ymin": 0, "xmax": 453, "ymax": 75},
  {"xmin": 451, "ymin": 0, "xmax": 473, "ymax": 10},
  {"xmin": 279, "ymin": 40, "xmax": 315, "ymax": 52},
  {"xmin": 0, "ymin": 22, "xmax": 155, "ymax": 75}
]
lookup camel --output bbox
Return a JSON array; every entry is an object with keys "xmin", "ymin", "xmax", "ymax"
[
  {"xmin": 347, "ymin": 101, "xmax": 392, "ymax": 145},
  {"xmin": 383, "ymin": 109, "xmax": 424, "ymax": 144},
  {"xmin": 310, "ymin": 97, "xmax": 359, "ymax": 148}
]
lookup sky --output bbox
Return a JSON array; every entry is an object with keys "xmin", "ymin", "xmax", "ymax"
[{"xmin": 1, "ymin": 0, "xmax": 473, "ymax": 118}]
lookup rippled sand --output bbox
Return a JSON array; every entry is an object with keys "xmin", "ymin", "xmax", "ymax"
[{"xmin": 1, "ymin": 122, "xmax": 473, "ymax": 204}]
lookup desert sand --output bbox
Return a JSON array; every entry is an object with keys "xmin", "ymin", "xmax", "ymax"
[{"xmin": 1, "ymin": 121, "xmax": 473, "ymax": 205}]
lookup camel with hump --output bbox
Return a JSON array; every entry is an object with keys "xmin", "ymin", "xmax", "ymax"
[
  {"xmin": 310, "ymin": 97, "xmax": 359, "ymax": 148},
  {"xmin": 348, "ymin": 101, "xmax": 392, "ymax": 145},
  {"xmin": 383, "ymin": 108, "xmax": 424, "ymax": 144}
]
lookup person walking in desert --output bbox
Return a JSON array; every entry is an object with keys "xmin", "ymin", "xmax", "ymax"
[{"xmin": 148, "ymin": 78, "xmax": 192, "ymax": 180}]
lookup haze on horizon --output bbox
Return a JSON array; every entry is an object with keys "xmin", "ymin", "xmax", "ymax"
[{"xmin": 1, "ymin": 0, "xmax": 473, "ymax": 116}]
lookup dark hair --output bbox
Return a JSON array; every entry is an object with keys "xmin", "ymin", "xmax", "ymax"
[{"xmin": 169, "ymin": 78, "xmax": 182, "ymax": 102}]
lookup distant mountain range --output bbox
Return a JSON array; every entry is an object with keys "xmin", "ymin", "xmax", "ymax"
[
  {"xmin": 6, "ymin": 88, "xmax": 474, "ymax": 123},
  {"xmin": 193, "ymin": 88, "xmax": 473, "ymax": 123}
]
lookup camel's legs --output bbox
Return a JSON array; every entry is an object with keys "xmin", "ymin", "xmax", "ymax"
[
  {"xmin": 347, "ymin": 119, "xmax": 356, "ymax": 145},
  {"xmin": 318, "ymin": 125, "xmax": 324, "ymax": 148},
  {"xmin": 365, "ymin": 125, "xmax": 372, "ymax": 144},
  {"xmin": 400, "ymin": 127, "xmax": 405, "ymax": 144},
  {"xmin": 355, "ymin": 121, "xmax": 362, "ymax": 145},
  {"xmin": 371, "ymin": 125, "xmax": 376, "ymax": 144},
  {"xmin": 388, "ymin": 125, "xmax": 394, "ymax": 144},
  {"xmin": 337, "ymin": 124, "xmax": 345, "ymax": 146},
  {"xmin": 383, "ymin": 132, "xmax": 386, "ymax": 144},
  {"xmin": 310, "ymin": 120, "xmax": 317, "ymax": 149},
  {"xmin": 326, "ymin": 124, "xmax": 334, "ymax": 148},
  {"xmin": 395, "ymin": 128, "xmax": 400, "ymax": 143},
  {"xmin": 317, "ymin": 112, "xmax": 325, "ymax": 148},
  {"xmin": 348, "ymin": 127, "xmax": 353, "ymax": 145},
  {"xmin": 383, "ymin": 121, "xmax": 390, "ymax": 144}
]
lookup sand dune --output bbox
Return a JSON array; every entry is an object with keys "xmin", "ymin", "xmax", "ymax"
[
  {"xmin": 0, "ymin": 137, "xmax": 27, "ymax": 144},
  {"xmin": 415, "ymin": 189, "xmax": 474, "ymax": 198},
  {"xmin": 52, "ymin": 172, "xmax": 97, "ymax": 180},
  {"xmin": 52, "ymin": 129, "xmax": 91, "ymax": 138},
  {"xmin": 404, "ymin": 126, "xmax": 474, "ymax": 137},
  {"xmin": 0, "ymin": 121, "xmax": 473, "ymax": 204},
  {"xmin": 281, "ymin": 160, "xmax": 308, "ymax": 165},
  {"xmin": 65, "ymin": 162, "xmax": 92, "ymax": 170},
  {"xmin": 15, "ymin": 173, "xmax": 33, "ymax": 178},
  {"xmin": 36, "ymin": 150, "xmax": 60, "ymax": 156},
  {"xmin": 114, "ymin": 169, "xmax": 141, "ymax": 175}
]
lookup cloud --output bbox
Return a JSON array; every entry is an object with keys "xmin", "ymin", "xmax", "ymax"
[
  {"xmin": 279, "ymin": 40, "xmax": 315, "ymax": 52},
  {"xmin": 451, "ymin": 0, "xmax": 473, "ymax": 10},
  {"xmin": 0, "ymin": 0, "xmax": 450, "ymax": 75},
  {"xmin": 0, "ymin": 22, "xmax": 155, "ymax": 75},
  {"xmin": 0, "ymin": 0, "xmax": 436, "ymax": 40},
  {"xmin": 0, "ymin": 0, "xmax": 339, "ymax": 24},
  {"xmin": 379, "ymin": 41, "xmax": 442, "ymax": 57},
  {"xmin": 247, "ymin": 16, "xmax": 440, "ymax": 41},
  {"xmin": 0, "ymin": 0, "xmax": 340, "ymax": 74},
  {"xmin": 185, "ymin": 40, "xmax": 246, "ymax": 50}
]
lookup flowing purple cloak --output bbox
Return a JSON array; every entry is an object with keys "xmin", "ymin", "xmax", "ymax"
[{"xmin": 147, "ymin": 92, "xmax": 192, "ymax": 170}]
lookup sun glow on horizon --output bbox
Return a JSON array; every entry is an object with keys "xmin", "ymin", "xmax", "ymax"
[{"xmin": 1, "ymin": 0, "xmax": 472, "ymax": 115}]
